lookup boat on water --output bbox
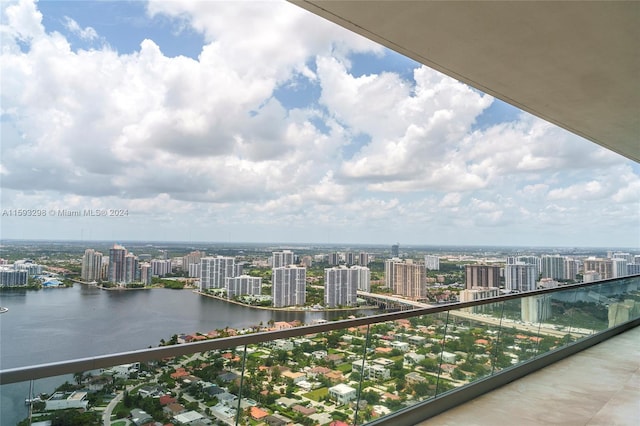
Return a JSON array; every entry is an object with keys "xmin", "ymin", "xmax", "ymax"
[
  {"xmin": 0, "ymin": 307, "xmax": 8, "ymax": 314},
  {"xmin": 25, "ymin": 396, "xmax": 42, "ymax": 405}
]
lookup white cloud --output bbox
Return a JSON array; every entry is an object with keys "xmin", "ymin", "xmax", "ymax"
[
  {"xmin": 63, "ymin": 16, "xmax": 97, "ymax": 40},
  {"xmin": 0, "ymin": 0, "xmax": 637, "ymax": 247}
]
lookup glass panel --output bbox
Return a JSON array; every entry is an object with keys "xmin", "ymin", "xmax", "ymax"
[
  {"xmin": 601, "ymin": 278, "xmax": 640, "ymax": 328},
  {"xmin": 4, "ymin": 276, "xmax": 639, "ymax": 426}
]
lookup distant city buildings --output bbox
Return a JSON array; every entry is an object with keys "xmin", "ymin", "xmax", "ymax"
[{"xmin": 272, "ymin": 266, "xmax": 306, "ymax": 308}]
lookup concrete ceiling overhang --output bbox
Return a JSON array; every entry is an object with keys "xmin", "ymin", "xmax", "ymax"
[{"xmin": 290, "ymin": 1, "xmax": 639, "ymax": 162}]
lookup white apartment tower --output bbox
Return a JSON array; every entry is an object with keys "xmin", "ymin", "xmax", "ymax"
[
  {"xmin": 324, "ymin": 265, "xmax": 369, "ymax": 308},
  {"xmin": 564, "ymin": 258, "xmax": 578, "ymax": 281},
  {"xmin": 225, "ymin": 275, "xmax": 262, "ymax": 299},
  {"xmin": 272, "ymin": 250, "xmax": 295, "ymax": 268},
  {"xmin": 81, "ymin": 249, "xmax": 103, "ymax": 282},
  {"xmin": 272, "ymin": 266, "xmax": 306, "ymax": 308},
  {"xmin": 505, "ymin": 263, "xmax": 538, "ymax": 292},
  {"xmin": 541, "ymin": 255, "xmax": 565, "ymax": 280},
  {"xmin": 200, "ymin": 256, "xmax": 236, "ymax": 291},
  {"xmin": 424, "ymin": 255, "xmax": 440, "ymax": 271},
  {"xmin": 612, "ymin": 258, "xmax": 628, "ymax": 278},
  {"xmin": 182, "ymin": 251, "xmax": 204, "ymax": 277},
  {"xmin": 151, "ymin": 259, "xmax": 172, "ymax": 277}
]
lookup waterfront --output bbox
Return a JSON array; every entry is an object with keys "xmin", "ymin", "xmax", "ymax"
[{"xmin": 0, "ymin": 284, "xmax": 376, "ymax": 424}]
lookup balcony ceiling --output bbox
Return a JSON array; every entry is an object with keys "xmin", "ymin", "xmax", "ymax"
[{"xmin": 291, "ymin": 1, "xmax": 640, "ymax": 162}]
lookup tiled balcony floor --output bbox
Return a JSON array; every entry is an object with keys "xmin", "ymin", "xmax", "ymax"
[{"xmin": 421, "ymin": 325, "xmax": 640, "ymax": 425}]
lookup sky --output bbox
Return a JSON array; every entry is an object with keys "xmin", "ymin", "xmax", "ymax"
[{"xmin": 1, "ymin": 0, "xmax": 639, "ymax": 248}]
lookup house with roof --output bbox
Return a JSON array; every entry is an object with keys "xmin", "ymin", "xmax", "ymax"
[
  {"xmin": 406, "ymin": 371, "xmax": 427, "ymax": 384},
  {"xmin": 292, "ymin": 404, "xmax": 316, "ymax": 415},
  {"xmin": 163, "ymin": 402, "xmax": 186, "ymax": 417},
  {"xmin": 328, "ymin": 383, "xmax": 357, "ymax": 405},
  {"xmin": 44, "ymin": 391, "xmax": 89, "ymax": 411},
  {"xmin": 250, "ymin": 406, "xmax": 270, "ymax": 421},
  {"xmin": 405, "ymin": 352, "xmax": 426, "ymax": 365},
  {"xmin": 264, "ymin": 413, "xmax": 292, "ymax": 426},
  {"xmin": 217, "ymin": 371, "xmax": 239, "ymax": 382},
  {"xmin": 130, "ymin": 408, "xmax": 153, "ymax": 426},
  {"xmin": 172, "ymin": 410, "xmax": 210, "ymax": 425},
  {"xmin": 281, "ymin": 370, "xmax": 306, "ymax": 384}
]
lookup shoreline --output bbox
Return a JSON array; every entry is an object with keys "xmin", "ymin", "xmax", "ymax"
[{"xmin": 194, "ymin": 290, "xmax": 379, "ymax": 313}]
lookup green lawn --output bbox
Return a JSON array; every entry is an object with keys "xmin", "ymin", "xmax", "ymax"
[
  {"xmin": 336, "ymin": 363, "xmax": 352, "ymax": 373},
  {"xmin": 303, "ymin": 387, "xmax": 328, "ymax": 401},
  {"xmin": 111, "ymin": 421, "xmax": 127, "ymax": 426}
]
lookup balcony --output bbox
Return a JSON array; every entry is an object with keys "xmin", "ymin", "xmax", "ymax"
[{"xmin": 2, "ymin": 275, "xmax": 638, "ymax": 425}]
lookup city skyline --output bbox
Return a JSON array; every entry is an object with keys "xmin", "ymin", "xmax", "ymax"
[{"xmin": 1, "ymin": 0, "xmax": 639, "ymax": 248}]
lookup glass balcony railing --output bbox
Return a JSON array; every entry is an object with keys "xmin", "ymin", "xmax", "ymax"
[{"xmin": 2, "ymin": 275, "xmax": 639, "ymax": 426}]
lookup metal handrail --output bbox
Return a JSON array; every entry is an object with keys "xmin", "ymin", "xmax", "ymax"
[{"xmin": 1, "ymin": 275, "xmax": 637, "ymax": 385}]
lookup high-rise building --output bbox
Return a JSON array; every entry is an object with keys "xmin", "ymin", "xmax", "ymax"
[
  {"xmin": 465, "ymin": 265, "xmax": 501, "ymax": 289},
  {"xmin": 81, "ymin": 249, "xmax": 103, "ymax": 282},
  {"xmin": 0, "ymin": 268, "xmax": 28, "ymax": 287},
  {"xmin": 345, "ymin": 252, "xmax": 356, "ymax": 266},
  {"xmin": 627, "ymin": 263, "xmax": 640, "ymax": 275},
  {"xmin": 541, "ymin": 255, "xmax": 565, "ymax": 280},
  {"xmin": 225, "ymin": 275, "xmax": 261, "ymax": 299},
  {"xmin": 272, "ymin": 250, "xmax": 295, "ymax": 268},
  {"xmin": 583, "ymin": 258, "xmax": 613, "ymax": 280},
  {"xmin": 108, "ymin": 244, "xmax": 127, "ymax": 283},
  {"xmin": 200, "ymin": 256, "xmax": 236, "ymax": 290},
  {"xmin": 151, "ymin": 259, "xmax": 172, "ymax": 277},
  {"xmin": 358, "ymin": 252, "xmax": 370, "ymax": 266},
  {"xmin": 124, "ymin": 253, "xmax": 138, "ymax": 284},
  {"xmin": 324, "ymin": 265, "xmax": 369, "ymax": 308},
  {"xmin": 564, "ymin": 258, "xmax": 578, "ymax": 281},
  {"xmin": 272, "ymin": 266, "xmax": 306, "ymax": 308},
  {"xmin": 328, "ymin": 252, "xmax": 340, "ymax": 266},
  {"xmin": 182, "ymin": 251, "xmax": 204, "ymax": 277},
  {"xmin": 505, "ymin": 263, "xmax": 538, "ymax": 292},
  {"xmin": 612, "ymin": 258, "xmax": 628, "ymax": 278},
  {"xmin": 139, "ymin": 263, "xmax": 152, "ymax": 285},
  {"xmin": 612, "ymin": 252, "xmax": 634, "ymax": 263},
  {"xmin": 391, "ymin": 243, "xmax": 400, "ymax": 258},
  {"xmin": 385, "ymin": 259, "xmax": 425, "ymax": 299},
  {"xmin": 188, "ymin": 263, "xmax": 200, "ymax": 278},
  {"xmin": 424, "ymin": 255, "xmax": 440, "ymax": 271}
]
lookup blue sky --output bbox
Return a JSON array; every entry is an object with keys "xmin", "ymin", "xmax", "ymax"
[{"xmin": 1, "ymin": 0, "xmax": 638, "ymax": 248}]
